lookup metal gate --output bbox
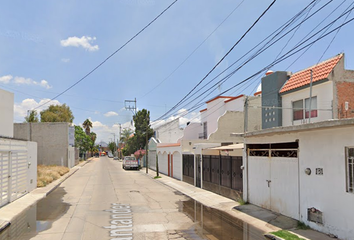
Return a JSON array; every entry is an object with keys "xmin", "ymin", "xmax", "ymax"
[
  {"xmin": 0, "ymin": 150, "xmax": 28, "ymax": 207},
  {"xmin": 10, "ymin": 152, "xmax": 28, "ymax": 202},
  {"xmin": 0, "ymin": 152, "xmax": 10, "ymax": 207}
]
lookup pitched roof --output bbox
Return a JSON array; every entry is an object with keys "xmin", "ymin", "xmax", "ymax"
[{"xmin": 280, "ymin": 54, "xmax": 343, "ymax": 94}]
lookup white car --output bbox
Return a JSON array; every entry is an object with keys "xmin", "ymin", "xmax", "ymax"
[{"xmin": 122, "ymin": 156, "xmax": 139, "ymax": 170}]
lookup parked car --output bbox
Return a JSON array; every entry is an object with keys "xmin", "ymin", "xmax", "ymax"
[
  {"xmin": 113, "ymin": 157, "xmax": 119, "ymax": 160},
  {"xmin": 122, "ymin": 156, "xmax": 139, "ymax": 170},
  {"xmin": 94, "ymin": 153, "xmax": 99, "ymax": 158},
  {"xmin": 108, "ymin": 153, "xmax": 113, "ymax": 158}
]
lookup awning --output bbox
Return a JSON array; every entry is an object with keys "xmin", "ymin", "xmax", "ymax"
[{"xmin": 210, "ymin": 143, "xmax": 244, "ymax": 150}]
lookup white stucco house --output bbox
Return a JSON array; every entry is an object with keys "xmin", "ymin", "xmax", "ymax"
[
  {"xmin": 240, "ymin": 53, "xmax": 354, "ymax": 240},
  {"xmin": 0, "ymin": 88, "xmax": 37, "ymax": 208},
  {"xmin": 280, "ymin": 53, "xmax": 354, "ymax": 126},
  {"xmin": 243, "ymin": 119, "xmax": 354, "ymax": 240}
]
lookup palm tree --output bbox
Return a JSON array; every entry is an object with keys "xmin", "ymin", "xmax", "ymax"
[
  {"xmin": 120, "ymin": 128, "xmax": 133, "ymax": 144},
  {"xmin": 89, "ymin": 132, "xmax": 97, "ymax": 157},
  {"xmin": 83, "ymin": 119, "xmax": 93, "ymax": 135}
]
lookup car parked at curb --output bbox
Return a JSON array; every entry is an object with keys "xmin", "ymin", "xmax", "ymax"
[{"xmin": 122, "ymin": 156, "xmax": 139, "ymax": 170}]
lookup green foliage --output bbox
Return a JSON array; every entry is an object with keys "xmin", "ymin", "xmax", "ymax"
[
  {"xmin": 123, "ymin": 109, "xmax": 153, "ymax": 156},
  {"xmin": 237, "ymin": 198, "xmax": 248, "ymax": 205},
  {"xmin": 108, "ymin": 142, "xmax": 117, "ymax": 154},
  {"xmin": 40, "ymin": 104, "xmax": 74, "ymax": 123},
  {"xmin": 154, "ymin": 176, "xmax": 161, "ymax": 179},
  {"xmin": 120, "ymin": 128, "xmax": 133, "ymax": 144},
  {"xmin": 83, "ymin": 119, "xmax": 93, "ymax": 135},
  {"xmin": 271, "ymin": 230, "xmax": 305, "ymax": 240},
  {"xmin": 25, "ymin": 110, "xmax": 39, "ymax": 122},
  {"xmin": 133, "ymin": 109, "xmax": 154, "ymax": 149},
  {"xmin": 74, "ymin": 125, "xmax": 92, "ymax": 155},
  {"xmin": 297, "ymin": 221, "xmax": 310, "ymax": 230}
]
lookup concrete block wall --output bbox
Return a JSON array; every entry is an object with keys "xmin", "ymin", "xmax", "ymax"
[{"xmin": 14, "ymin": 123, "xmax": 71, "ymax": 167}]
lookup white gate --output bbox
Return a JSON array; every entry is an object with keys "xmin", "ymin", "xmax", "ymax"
[
  {"xmin": 248, "ymin": 149, "xmax": 299, "ymax": 220},
  {"xmin": 0, "ymin": 152, "xmax": 10, "ymax": 207},
  {"xmin": 0, "ymin": 138, "xmax": 29, "ymax": 208},
  {"xmin": 10, "ymin": 151, "xmax": 28, "ymax": 202}
]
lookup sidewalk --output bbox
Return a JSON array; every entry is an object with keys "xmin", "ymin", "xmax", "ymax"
[
  {"xmin": 142, "ymin": 168, "xmax": 335, "ymax": 240},
  {"xmin": 0, "ymin": 158, "xmax": 92, "ymax": 232}
]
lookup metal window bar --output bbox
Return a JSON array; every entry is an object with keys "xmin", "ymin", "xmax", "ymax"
[{"xmin": 347, "ymin": 147, "xmax": 354, "ymax": 193}]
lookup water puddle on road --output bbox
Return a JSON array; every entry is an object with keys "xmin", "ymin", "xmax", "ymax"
[
  {"xmin": 178, "ymin": 199, "xmax": 266, "ymax": 240},
  {"xmin": 0, "ymin": 187, "xmax": 70, "ymax": 240}
]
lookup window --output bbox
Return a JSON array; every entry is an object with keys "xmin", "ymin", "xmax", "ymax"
[
  {"xmin": 293, "ymin": 100, "xmax": 303, "ymax": 120},
  {"xmin": 203, "ymin": 122, "xmax": 207, "ymax": 139},
  {"xmin": 305, "ymin": 97, "xmax": 318, "ymax": 118},
  {"xmin": 346, "ymin": 147, "xmax": 354, "ymax": 193},
  {"xmin": 293, "ymin": 97, "xmax": 318, "ymax": 121}
]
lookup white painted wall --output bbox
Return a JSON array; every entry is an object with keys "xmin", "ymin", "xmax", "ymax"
[
  {"xmin": 245, "ymin": 125, "xmax": 354, "ymax": 240},
  {"xmin": 158, "ymin": 151, "xmax": 168, "ymax": 176},
  {"xmin": 180, "ymin": 123, "xmax": 202, "ymax": 140},
  {"xmin": 0, "ymin": 88, "xmax": 14, "ymax": 138},
  {"xmin": 172, "ymin": 151, "xmax": 182, "ymax": 180},
  {"xmin": 225, "ymin": 96, "xmax": 245, "ymax": 112},
  {"xmin": 299, "ymin": 127, "xmax": 354, "ymax": 239},
  {"xmin": 155, "ymin": 118, "xmax": 183, "ymax": 143},
  {"xmin": 27, "ymin": 141, "xmax": 37, "ymax": 191},
  {"xmin": 282, "ymin": 81, "xmax": 333, "ymax": 126},
  {"xmin": 206, "ymin": 98, "xmax": 229, "ymax": 137}
]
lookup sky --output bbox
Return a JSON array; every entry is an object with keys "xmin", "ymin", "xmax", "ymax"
[{"xmin": 1, "ymin": 0, "xmax": 354, "ymax": 143}]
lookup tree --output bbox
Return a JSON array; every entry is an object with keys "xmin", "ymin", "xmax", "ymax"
[
  {"xmin": 74, "ymin": 125, "xmax": 92, "ymax": 157},
  {"xmin": 120, "ymin": 128, "xmax": 133, "ymax": 144},
  {"xmin": 122, "ymin": 109, "xmax": 153, "ymax": 156},
  {"xmin": 83, "ymin": 119, "xmax": 93, "ymax": 135},
  {"xmin": 40, "ymin": 104, "xmax": 74, "ymax": 123},
  {"xmin": 89, "ymin": 132, "xmax": 97, "ymax": 156},
  {"xmin": 108, "ymin": 142, "xmax": 117, "ymax": 155},
  {"xmin": 24, "ymin": 110, "xmax": 39, "ymax": 122},
  {"xmin": 133, "ymin": 109, "xmax": 153, "ymax": 150}
]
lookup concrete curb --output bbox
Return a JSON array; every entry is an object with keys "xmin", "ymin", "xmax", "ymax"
[
  {"xmin": 0, "ymin": 158, "xmax": 92, "ymax": 233},
  {"xmin": 140, "ymin": 168, "xmax": 315, "ymax": 240}
]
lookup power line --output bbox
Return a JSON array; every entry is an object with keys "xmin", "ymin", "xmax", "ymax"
[
  {"xmin": 33, "ymin": 0, "xmax": 180, "ymax": 110},
  {"xmin": 159, "ymin": 4, "xmax": 354, "ymax": 126},
  {"xmin": 168, "ymin": 0, "xmax": 352, "ymax": 120},
  {"xmin": 157, "ymin": 0, "xmax": 278, "ymax": 120},
  {"xmin": 156, "ymin": 0, "xmax": 323, "ymax": 121},
  {"xmin": 139, "ymin": 0, "xmax": 246, "ymax": 99}
]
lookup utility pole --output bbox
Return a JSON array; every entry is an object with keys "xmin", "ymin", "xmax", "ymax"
[
  {"xmin": 111, "ymin": 133, "xmax": 116, "ymax": 156},
  {"xmin": 146, "ymin": 114, "xmax": 149, "ymax": 174},
  {"xmin": 309, "ymin": 69, "xmax": 313, "ymax": 123},
  {"xmin": 119, "ymin": 124, "xmax": 122, "ymax": 159},
  {"xmin": 125, "ymin": 98, "xmax": 137, "ymax": 127}
]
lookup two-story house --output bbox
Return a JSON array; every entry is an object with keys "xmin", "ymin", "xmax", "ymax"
[{"xmin": 241, "ymin": 53, "xmax": 354, "ymax": 240}]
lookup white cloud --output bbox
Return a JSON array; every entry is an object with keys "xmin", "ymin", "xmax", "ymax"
[
  {"xmin": 0, "ymin": 75, "xmax": 13, "ymax": 84},
  {"xmin": 61, "ymin": 58, "xmax": 70, "ymax": 63},
  {"xmin": 14, "ymin": 98, "xmax": 61, "ymax": 120},
  {"xmin": 60, "ymin": 36, "xmax": 99, "ymax": 51},
  {"xmin": 1, "ymin": 76, "xmax": 53, "ymax": 89},
  {"xmin": 104, "ymin": 111, "xmax": 119, "ymax": 117},
  {"xmin": 90, "ymin": 120, "xmax": 134, "ymax": 143}
]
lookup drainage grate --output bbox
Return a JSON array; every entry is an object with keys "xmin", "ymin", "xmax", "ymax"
[{"xmin": 130, "ymin": 190, "xmax": 140, "ymax": 193}]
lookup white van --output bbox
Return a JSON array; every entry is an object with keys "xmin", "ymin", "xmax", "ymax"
[{"xmin": 122, "ymin": 156, "xmax": 139, "ymax": 170}]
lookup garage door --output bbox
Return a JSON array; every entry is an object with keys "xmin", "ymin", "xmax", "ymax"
[{"xmin": 248, "ymin": 143, "xmax": 299, "ymax": 220}]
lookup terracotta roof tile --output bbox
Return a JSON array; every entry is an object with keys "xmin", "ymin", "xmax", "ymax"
[{"xmin": 280, "ymin": 54, "xmax": 343, "ymax": 93}]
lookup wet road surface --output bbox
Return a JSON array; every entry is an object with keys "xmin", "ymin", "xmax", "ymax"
[{"xmin": 0, "ymin": 157, "xmax": 266, "ymax": 240}]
